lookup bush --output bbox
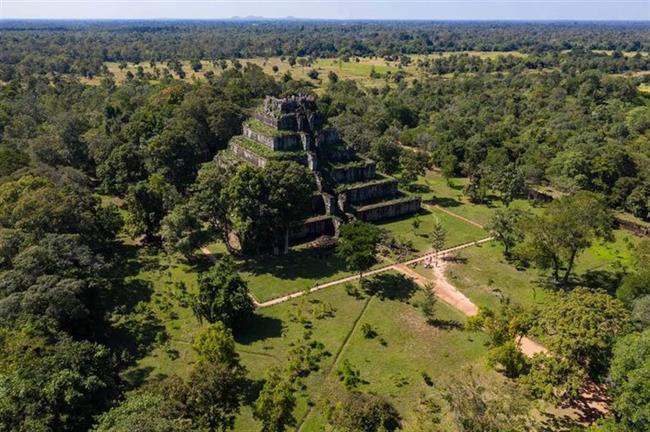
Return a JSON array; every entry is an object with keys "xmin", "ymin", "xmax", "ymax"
[
  {"xmin": 328, "ymin": 391, "xmax": 401, "ymax": 432},
  {"xmin": 337, "ymin": 359, "xmax": 362, "ymax": 390},
  {"xmin": 360, "ymin": 323, "xmax": 377, "ymax": 339},
  {"xmin": 486, "ymin": 341, "xmax": 530, "ymax": 378}
]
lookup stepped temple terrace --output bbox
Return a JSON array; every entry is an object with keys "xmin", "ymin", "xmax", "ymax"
[{"xmin": 220, "ymin": 95, "xmax": 421, "ymax": 251}]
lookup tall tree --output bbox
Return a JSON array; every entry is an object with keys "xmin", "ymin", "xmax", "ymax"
[
  {"xmin": 192, "ymin": 258, "xmax": 254, "ymax": 329},
  {"xmin": 516, "ymin": 192, "xmax": 613, "ymax": 285},
  {"xmin": 0, "ymin": 325, "xmax": 117, "ymax": 432},
  {"xmin": 253, "ymin": 367, "xmax": 296, "ymax": 432},
  {"xmin": 336, "ymin": 221, "xmax": 382, "ymax": 279},
  {"xmin": 442, "ymin": 368, "xmax": 536, "ymax": 432},
  {"xmin": 523, "ymin": 288, "xmax": 632, "ymax": 401},
  {"xmin": 607, "ymin": 330, "xmax": 650, "ymax": 431},
  {"xmin": 192, "ymin": 322, "xmax": 241, "ymax": 368},
  {"xmin": 93, "ymin": 391, "xmax": 192, "ymax": 432},
  {"xmin": 485, "ymin": 208, "xmax": 527, "ymax": 258},
  {"xmin": 431, "ymin": 220, "xmax": 446, "ymax": 263},
  {"xmin": 264, "ymin": 161, "xmax": 316, "ymax": 255},
  {"xmin": 125, "ymin": 174, "xmax": 180, "ymax": 242},
  {"xmin": 327, "ymin": 391, "xmax": 401, "ymax": 432},
  {"xmin": 190, "ymin": 162, "xmax": 235, "ymax": 252},
  {"xmin": 223, "ymin": 164, "xmax": 272, "ymax": 254},
  {"xmin": 185, "ymin": 361, "xmax": 246, "ymax": 432}
]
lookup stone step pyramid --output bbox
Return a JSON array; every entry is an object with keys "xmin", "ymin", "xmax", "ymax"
[{"xmin": 222, "ymin": 94, "xmax": 421, "ymax": 246}]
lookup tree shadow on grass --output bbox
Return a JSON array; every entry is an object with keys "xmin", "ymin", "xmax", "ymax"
[
  {"xmin": 538, "ymin": 411, "xmax": 583, "ymax": 432},
  {"xmin": 186, "ymin": 251, "xmax": 221, "ymax": 273},
  {"xmin": 534, "ymin": 268, "xmax": 622, "ymax": 295},
  {"xmin": 424, "ymin": 197, "xmax": 463, "ymax": 208},
  {"xmin": 241, "ymin": 247, "xmax": 348, "ymax": 282},
  {"xmin": 242, "ymin": 378, "xmax": 266, "ymax": 405},
  {"xmin": 578, "ymin": 269, "xmax": 622, "ymax": 296},
  {"xmin": 443, "ymin": 255, "xmax": 468, "ymax": 265},
  {"xmin": 235, "ymin": 314, "xmax": 284, "ymax": 345},
  {"xmin": 121, "ymin": 366, "xmax": 155, "ymax": 389},
  {"xmin": 361, "ymin": 273, "xmax": 419, "ymax": 301},
  {"xmin": 407, "ymin": 184, "xmax": 431, "ymax": 194},
  {"xmin": 429, "ymin": 318, "xmax": 463, "ymax": 330}
]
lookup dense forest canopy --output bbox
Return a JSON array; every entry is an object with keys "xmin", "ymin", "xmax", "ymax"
[
  {"xmin": 2, "ymin": 20, "xmax": 650, "ymax": 78},
  {"xmin": 1, "ymin": 20, "xmax": 650, "ymax": 432}
]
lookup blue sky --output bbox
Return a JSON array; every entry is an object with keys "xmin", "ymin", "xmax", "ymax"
[{"xmin": 1, "ymin": 1, "xmax": 649, "ymax": 21}]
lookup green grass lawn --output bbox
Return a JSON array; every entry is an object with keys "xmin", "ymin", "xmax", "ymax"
[
  {"xmin": 429, "ymin": 229, "xmax": 639, "ymax": 311},
  {"xmin": 246, "ymin": 274, "xmax": 492, "ymax": 432},
  {"xmin": 203, "ymin": 241, "xmax": 358, "ymax": 302},
  {"xmin": 124, "ymin": 236, "xmax": 601, "ymax": 431},
  {"xmin": 378, "ymin": 205, "xmax": 487, "ymax": 253},
  {"xmin": 124, "ymin": 251, "xmax": 494, "ymax": 431},
  {"xmin": 202, "ymin": 200, "xmax": 488, "ymax": 303},
  {"xmin": 414, "ymin": 171, "xmax": 540, "ymax": 226},
  {"xmin": 123, "ymin": 251, "xmax": 204, "ymax": 382},
  {"xmin": 305, "ymin": 291, "xmax": 489, "ymax": 430}
]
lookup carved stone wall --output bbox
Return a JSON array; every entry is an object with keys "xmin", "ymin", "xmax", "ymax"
[
  {"xmin": 289, "ymin": 215, "xmax": 335, "ymax": 242},
  {"xmin": 355, "ymin": 197, "xmax": 422, "ymax": 222},
  {"xmin": 331, "ymin": 161, "xmax": 376, "ymax": 183},
  {"xmin": 229, "ymin": 142, "xmax": 267, "ymax": 168},
  {"xmin": 243, "ymin": 125, "xmax": 300, "ymax": 150},
  {"xmin": 340, "ymin": 180, "xmax": 398, "ymax": 206}
]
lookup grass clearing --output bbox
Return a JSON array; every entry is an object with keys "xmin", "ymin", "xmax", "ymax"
[
  {"xmin": 202, "ymin": 240, "xmax": 357, "ymax": 302},
  {"xmin": 121, "ymin": 250, "xmax": 204, "ymax": 382},
  {"xmin": 82, "ymin": 52, "xmax": 528, "ymax": 87},
  {"xmin": 433, "ymin": 229, "xmax": 639, "ymax": 311},
  {"xmin": 202, "ymin": 195, "xmax": 488, "ymax": 303},
  {"xmin": 414, "ymin": 171, "xmax": 541, "ymax": 226},
  {"xmin": 378, "ymin": 205, "xmax": 487, "ymax": 254}
]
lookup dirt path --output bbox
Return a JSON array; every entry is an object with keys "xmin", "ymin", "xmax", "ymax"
[
  {"xmin": 253, "ymin": 237, "xmax": 494, "ymax": 308},
  {"xmin": 394, "ymin": 262, "xmax": 479, "ymax": 316},
  {"xmin": 297, "ymin": 296, "xmax": 373, "ymax": 431},
  {"xmin": 201, "ymin": 238, "xmax": 494, "ymax": 309},
  {"xmin": 393, "ymin": 255, "xmax": 547, "ymax": 358},
  {"xmin": 424, "ymin": 203, "xmax": 485, "ymax": 229}
]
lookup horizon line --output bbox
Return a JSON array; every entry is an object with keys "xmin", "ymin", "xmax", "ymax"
[{"xmin": 1, "ymin": 17, "xmax": 650, "ymax": 22}]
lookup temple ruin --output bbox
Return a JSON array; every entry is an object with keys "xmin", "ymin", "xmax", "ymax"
[{"xmin": 222, "ymin": 94, "xmax": 421, "ymax": 251}]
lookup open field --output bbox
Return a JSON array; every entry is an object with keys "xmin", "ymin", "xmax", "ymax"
[
  {"xmin": 123, "ymin": 260, "xmax": 495, "ymax": 431},
  {"xmin": 414, "ymin": 171, "xmax": 541, "ymax": 226},
  {"xmin": 84, "ymin": 56, "xmax": 415, "ymax": 88},
  {"xmin": 415, "ymin": 228, "xmax": 640, "ymax": 311},
  {"xmin": 121, "ymin": 166, "xmax": 643, "ymax": 431},
  {"xmin": 379, "ymin": 205, "xmax": 487, "ymax": 252},
  {"xmin": 202, "ymin": 194, "xmax": 489, "ymax": 302},
  {"xmin": 85, "ymin": 51, "xmax": 533, "ymax": 87}
]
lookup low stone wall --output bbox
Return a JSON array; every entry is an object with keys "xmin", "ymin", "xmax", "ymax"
[
  {"xmin": 355, "ymin": 197, "xmax": 421, "ymax": 222},
  {"xmin": 531, "ymin": 188, "xmax": 650, "ymax": 238},
  {"xmin": 316, "ymin": 128, "xmax": 340, "ymax": 146},
  {"xmin": 340, "ymin": 180, "xmax": 398, "ymax": 205},
  {"xmin": 289, "ymin": 215, "xmax": 335, "ymax": 243},
  {"xmin": 243, "ymin": 125, "xmax": 300, "ymax": 150},
  {"xmin": 253, "ymin": 112, "xmax": 297, "ymax": 131},
  {"xmin": 229, "ymin": 142, "xmax": 267, "ymax": 168},
  {"xmin": 615, "ymin": 217, "xmax": 650, "ymax": 237},
  {"xmin": 331, "ymin": 161, "xmax": 376, "ymax": 183}
]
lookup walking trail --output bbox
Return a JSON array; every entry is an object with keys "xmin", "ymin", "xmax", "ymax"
[
  {"xmin": 202, "ymin": 206, "xmax": 605, "ymax": 418},
  {"xmin": 425, "ymin": 203, "xmax": 485, "ymax": 229},
  {"xmin": 253, "ymin": 237, "xmax": 494, "ymax": 308},
  {"xmin": 392, "ymin": 256, "xmax": 547, "ymax": 358}
]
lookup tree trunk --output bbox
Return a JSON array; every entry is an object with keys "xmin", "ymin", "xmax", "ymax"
[
  {"xmin": 283, "ymin": 229, "xmax": 289, "ymax": 255},
  {"xmin": 272, "ymin": 229, "xmax": 290, "ymax": 256},
  {"xmin": 563, "ymin": 249, "xmax": 578, "ymax": 286},
  {"xmin": 552, "ymin": 257, "xmax": 561, "ymax": 285}
]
